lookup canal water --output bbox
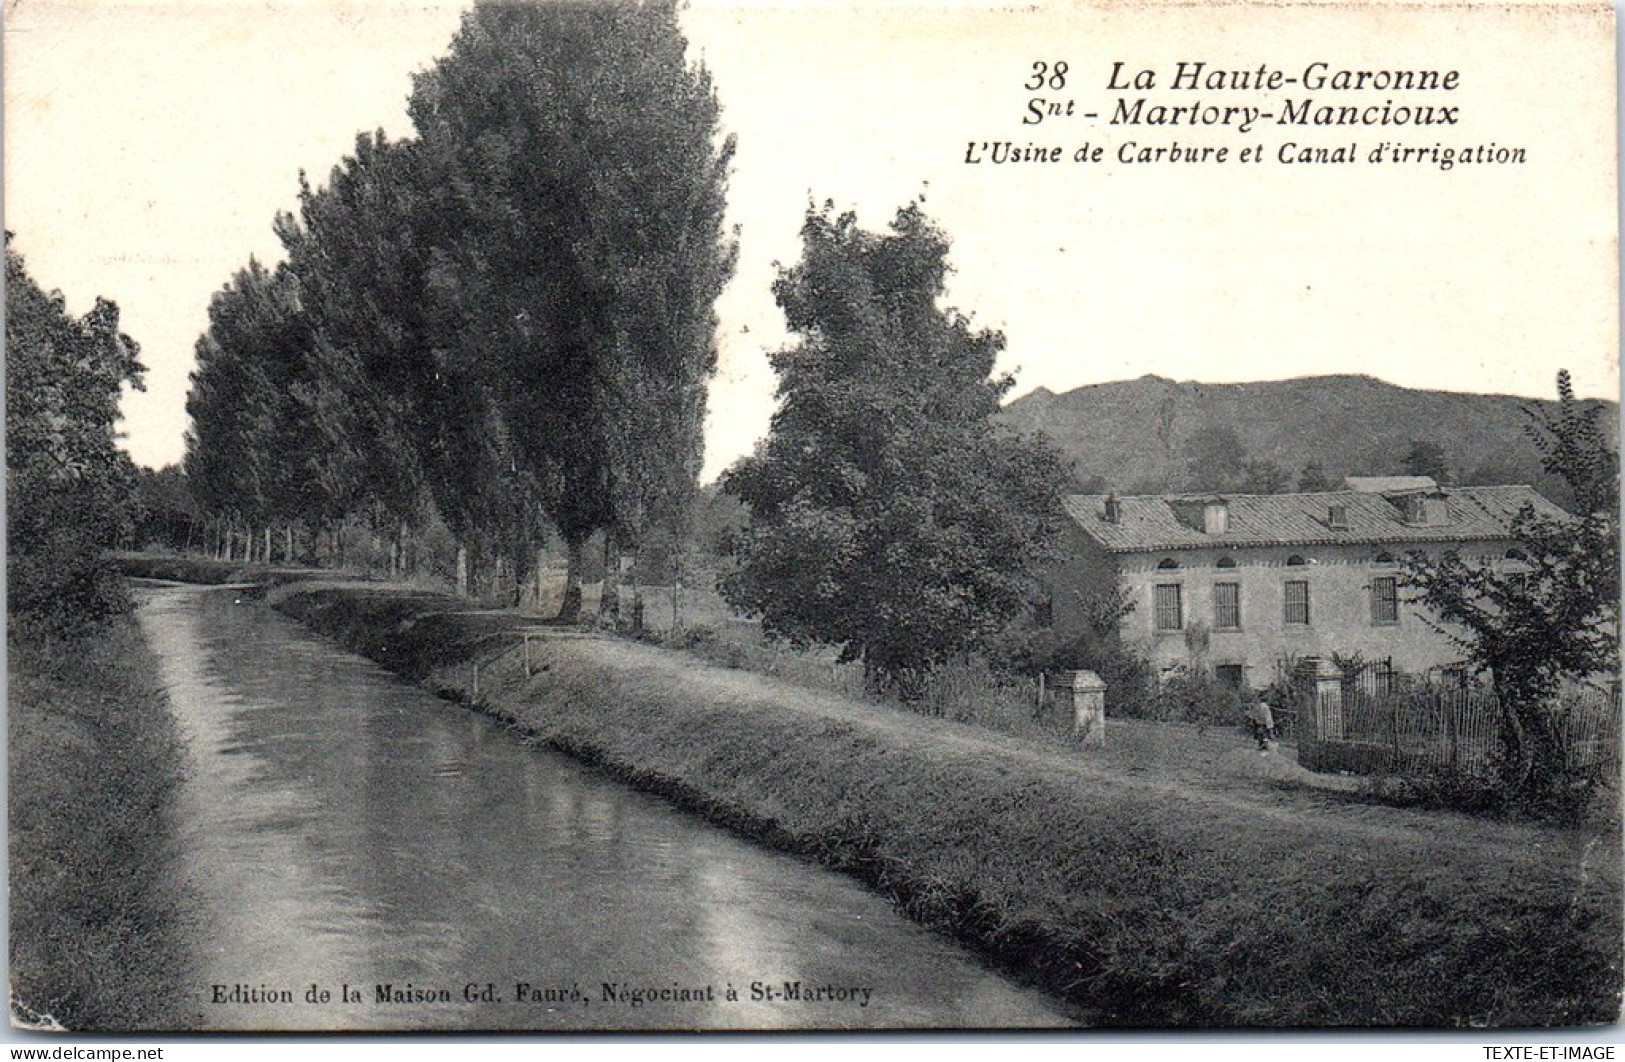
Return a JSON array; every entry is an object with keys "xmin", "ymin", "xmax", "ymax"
[{"xmin": 135, "ymin": 584, "xmax": 1075, "ymax": 1031}]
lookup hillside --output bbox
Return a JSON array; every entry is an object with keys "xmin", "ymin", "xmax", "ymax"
[{"xmin": 1000, "ymin": 374, "xmax": 1617, "ymax": 504}]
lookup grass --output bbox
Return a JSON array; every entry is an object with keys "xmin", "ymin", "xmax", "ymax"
[
  {"xmin": 9, "ymin": 617, "xmax": 197, "ymax": 1031},
  {"xmin": 273, "ymin": 582, "xmax": 1623, "ymax": 1027}
]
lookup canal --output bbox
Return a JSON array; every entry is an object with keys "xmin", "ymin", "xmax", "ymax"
[{"xmin": 134, "ymin": 583, "xmax": 1075, "ymax": 1031}]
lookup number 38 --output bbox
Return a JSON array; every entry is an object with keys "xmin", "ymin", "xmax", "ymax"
[{"xmin": 1025, "ymin": 61, "xmax": 1068, "ymax": 90}]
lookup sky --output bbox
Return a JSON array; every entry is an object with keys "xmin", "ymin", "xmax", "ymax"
[{"xmin": 5, "ymin": 0, "xmax": 1618, "ymax": 481}]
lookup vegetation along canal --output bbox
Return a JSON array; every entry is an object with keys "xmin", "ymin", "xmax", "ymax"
[{"xmin": 134, "ymin": 583, "xmax": 1074, "ymax": 1031}]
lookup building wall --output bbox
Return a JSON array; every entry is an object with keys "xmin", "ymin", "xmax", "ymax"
[
  {"xmin": 1086, "ymin": 540, "xmax": 1518, "ymax": 688},
  {"xmin": 1045, "ymin": 524, "xmax": 1124, "ymax": 633}
]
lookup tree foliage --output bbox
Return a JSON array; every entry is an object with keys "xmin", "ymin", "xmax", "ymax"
[
  {"xmin": 1296, "ymin": 460, "xmax": 1332, "ymax": 492},
  {"xmin": 183, "ymin": 0, "xmax": 733, "ymax": 607},
  {"xmin": 1401, "ymin": 439, "xmax": 1452, "ymax": 484},
  {"xmin": 1403, "ymin": 370, "xmax": 1620, "ymax": 798},
  {"xmin": 1179, "ymin": 424, "xmax": 1290, "ymax": 494},
  {"xmin": 721, "ymin": 203, "xmax": 1068, "ymax": 693},
  {"xmin": 185, "ymin": 257, "xmax": 317, "ymax": 543},
  {"xmin": 6, "ymin": 235, "xmax": 146, "ymax": 635}
]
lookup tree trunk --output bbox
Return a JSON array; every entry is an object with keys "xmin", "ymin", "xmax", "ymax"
[
  {"xmin": 599, "ymin": 535, "xmax": 622, "ymax": 625},
  {"xmin": 671, "ymin": 549, "xmax": 683, "ymax": 638},
  {"xmin": 557, "ymin": 538, "xmax": 584, "ymax": 622},
  {"xmin": 511, "ymin": 537, "xmax": 529, "ymax": 609},
  {"xmin": 285, "ymin": 525, "xmax": 295, "ymax": 565},
  {"xmin": 456, "ymin": 543, "xmax": 470, "ymax": 597},
  {"xmin": 629, "ymin": 560, "xmax": 645, "ymax": 636},
  {"xmin": 263, "ymin": 526, "xmax": 272, "ymax": 565},
  {"xmin": 535, "ymin": 547, "xmax": 547, "ymax": 615}
]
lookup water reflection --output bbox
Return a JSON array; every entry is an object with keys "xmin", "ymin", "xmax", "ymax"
[{"xmin": 136, "ymin": 585, "xmax": 1074, "ymax": 1031}]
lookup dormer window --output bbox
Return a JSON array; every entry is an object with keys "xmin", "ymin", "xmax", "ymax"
[
  {"xmin": 1327, "ymin": 504, "xmax": 1348, "ymax": 530},
  {"xmin": 1401, "ymin": 493, "xmax": 1450, "ymax": 526},
  {"xmin": 1203, "ymin": 501, "xmax": 1229, "ymax": 535}
]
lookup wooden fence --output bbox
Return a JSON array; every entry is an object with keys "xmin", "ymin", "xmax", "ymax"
[{"xmin": 1296, "ymin": 672, "xmax": 1620, "ymax": 777}]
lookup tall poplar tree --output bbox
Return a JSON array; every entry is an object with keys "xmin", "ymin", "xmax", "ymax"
[
  {"xmin": 407, "ymin": 0, "xmax": 734, "ymax": 616},
  {"xmin": 184, "ymin": 258, "xmax": 316, "ymax": 561}
]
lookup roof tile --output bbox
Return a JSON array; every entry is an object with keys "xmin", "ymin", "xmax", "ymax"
[{"xmin": 1064, "ymin": 486, "xmax": 1567, "ymax": 553}]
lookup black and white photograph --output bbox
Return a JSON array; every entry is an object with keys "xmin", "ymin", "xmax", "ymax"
[{"xmin": 4, "ymin": 0, "xmax": 1621, "ymax": 1039}]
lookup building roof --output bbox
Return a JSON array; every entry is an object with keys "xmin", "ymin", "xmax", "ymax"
[
  {"xmin": 1343, "ymin": 475, "xmax": 1439, "ymax": 494},
  {"xmin": 1063, "ymin": 485, "xmax": 1568, "ymax": 554}
]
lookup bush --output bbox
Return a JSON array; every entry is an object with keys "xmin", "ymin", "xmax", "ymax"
[
  {"xmin": 985, "ymin": 627, "xmax": 1155, "ymax": 718},
  {"xmin": 1151, "ymin": 668, "xmax": 1249, "ymax": 726},
  {"xmin": 8, "ymin": 537, "xmax": 131, "ymax": 639},
  {"xmin": 675, "ymin": 624, "xmax": 748, "ymax": 669},
  {"xmin": 906, "ymin": 658, "xmax": 1061, "ymax": 738},
  {"xmin": 1361, "ymin": 752, "xmax": 1619, "ymax": 824}
]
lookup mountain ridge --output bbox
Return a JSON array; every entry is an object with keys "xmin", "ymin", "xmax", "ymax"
[{"xmin": 999, "ymin": 373, "xmax": 1618, "ymax": 505}]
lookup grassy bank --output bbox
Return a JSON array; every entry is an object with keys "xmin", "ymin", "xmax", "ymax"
[
  {"xmin": 273, "ymin": 582, "xmax": 1620, "ymax": 1027},
  {"xmin": 113, "ymin": 551, "xmax": 327, "ymax": 586},
  {"xmin": 9, "ymin": 616, "xmax": 196, "ymax": 1031}
]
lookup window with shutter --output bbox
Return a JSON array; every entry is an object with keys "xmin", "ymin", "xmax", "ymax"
[
  {"xmin": 1154, "ymin": 583, "xmax": 1183, "ymax": 631},
  {"xmin": 1284, "ymin": 580, "xmax": 1310, "ymax": 625},
  {"xmin": 1213, "ymin": 582, "xmax": 1241, "ymax": 629},
  {"xmin": 1371, "ymin": 576, "xmax": 1399, "ymax": 625}
]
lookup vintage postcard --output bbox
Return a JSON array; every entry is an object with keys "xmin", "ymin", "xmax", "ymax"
[{"xmin": 5, "ymin": 0, "xmax": 1620, "ymax": 1039}]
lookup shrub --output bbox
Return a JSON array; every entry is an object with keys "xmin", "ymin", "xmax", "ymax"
[
  {"xmin": 1152, "ymin": 667, "xmax": 1249, "ymax": 726},
  {"xmin": 985, "ymin": 626, "xmax": 1155, "ymax": 718}
]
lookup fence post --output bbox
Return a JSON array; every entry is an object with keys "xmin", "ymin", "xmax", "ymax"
[
  {"xmin": 1444, "ymin": 689, "xmax": 1457, "ymax": 768},
  {"xmin": 1389, "ymin": 698, "xmax": 1401, "ymax": 771},
  {"xmin": 1313, "ymin": 659, "xmax": 1344, "ymax": 740}
]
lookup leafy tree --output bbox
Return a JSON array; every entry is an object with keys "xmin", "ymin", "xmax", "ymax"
[
  {"xmin": 1239, "ymin": 458, "xmax": 1290, "ymax": 495},
  {"xmin": 278, "ymin": 135, "xmax": 458, "ymax": 573},
  {"xmin": 1181, "ymin": 425, "xmax": 1248, "ymax": 492},
  {"xmin": 406, "ymin": 0, "xmax": 733, "ymax": 614},
  {"xmin": 721, "ymin": 203, "xmax": 1068, "ymax": 695},
  {"xmin": 1403, "ymin": 371, "xmax": 1619, "ymax": 799},
  {"xmin": 132, "ymin": 463, "xmax": 203, "ymax": 551},
  {"xmin": 1401, "ymin": 439, "xmax": 1452, "ymax": 484},
  {"xmin": 6, "ymin": 235, "xmax": 146, "ymax": 635},
  {"xmin": 185, "ymin": 258, "xmax": 319, "ymax": 562},
  {"xmin": 1297, "ymin": 461, "xmax": 1332, "ymax": 493}
]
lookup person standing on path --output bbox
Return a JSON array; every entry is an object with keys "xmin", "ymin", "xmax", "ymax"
[{"xmin": 1245, "ymin": 692, "xmax": 1277, "ymax": 753}]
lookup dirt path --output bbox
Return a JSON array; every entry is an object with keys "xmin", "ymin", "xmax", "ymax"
[{"xmin": 505, "ymin": 625, "xmax": 1615, "ymax": 868}]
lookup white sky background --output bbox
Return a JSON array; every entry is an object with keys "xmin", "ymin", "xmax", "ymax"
[{"xmin": 4, "ymin": 0, "xmax": 1618, "ymax": 481}]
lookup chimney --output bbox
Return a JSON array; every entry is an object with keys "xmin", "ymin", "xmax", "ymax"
[
  {"xmin": 1103, "ymin": 494, "xmax": 1121, "ymax": 524},
  {"xmin": 1203, "ymin": 500, "xmax": 1229, "ymax": 535}
]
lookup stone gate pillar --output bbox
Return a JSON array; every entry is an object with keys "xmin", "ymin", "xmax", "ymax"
[{"xmin": 1059, "ymin": 669, "xmax": 1107, "ymax": 747}]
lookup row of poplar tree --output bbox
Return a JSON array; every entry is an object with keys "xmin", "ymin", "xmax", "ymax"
[{"xmin": 185, "ymin": 0, "xmax": 735, "ymax": 619}]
